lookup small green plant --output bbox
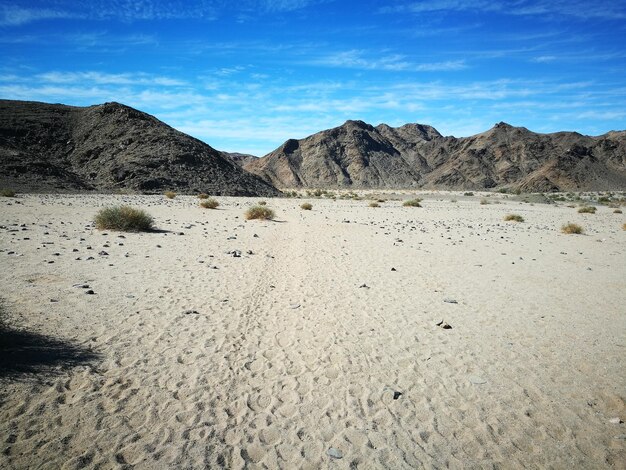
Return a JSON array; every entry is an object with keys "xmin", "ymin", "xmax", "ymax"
[
  {"xmin": 578, "ymin": 206, "xmax": 596, "ymax": 214},
  {"xmin": 561, "ymin": 223, "xmax": 583, "ymax": 234},
  {"xmin": 504, "ymin": 214, "xmax": 524, "ymax": 222},
  {"xmin": 245, "ymin": 205, "xmax": 275, "ymax": 220},
  {"xmin": 95, "ymin": 206, "xmax": 154, "ymax": 232},
  {"xmin": 200, "ymin": 198, "xmax": 219, "ymax": 209},
  {"xmin": 0, "ymin": 189, "xmax": 16, "ymax": 197},
  {"xmin": 403, "ymin": 198, "xmax": 422, "ymax": 207},
  {"xmin": 164, "ymin": 191, "xmax": 177, "ymax": 199},
  {"xmin": 300, "ymin": 202, "xmax": 312, "ymax": 210},
  {"xmin": 369, "ymin": 201, "xmax": 380, "ymax": 208},
  {"xmin": 198, "ymin": 193, "xmax": 209, "ymax": 199}
]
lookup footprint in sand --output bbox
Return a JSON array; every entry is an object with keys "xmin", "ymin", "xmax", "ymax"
[{"xmin": 259, "ymin": 427, "xmax": 281, "ymax": 445}]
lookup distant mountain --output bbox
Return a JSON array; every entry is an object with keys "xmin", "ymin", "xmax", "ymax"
[
  {"xmin": 0, "ymin": 100, "xmax": 280, "ymax": 196},
  {"xmin": 244, "ymin": 120, "xmax": 626, "ymax": 191},
  {"xmin": 220, "ymin": 152, "xmax": 258, "ymax": 167}
]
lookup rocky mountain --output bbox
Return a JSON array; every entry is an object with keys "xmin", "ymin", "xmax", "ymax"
[
  {"xmin": 0, "ymin": 100, "xmax": 280, "ymax": 196},
  {"xmin": 220, "ymin": 152, "xmax": 258, "ymax": 167},
  {"xmin": 244, "ymin": 120, "xmax": 626, "ymax": 191}
]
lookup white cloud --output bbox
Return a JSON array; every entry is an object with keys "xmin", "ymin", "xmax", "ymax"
[{"xmin": 311, "ymin": 50, "xmax": 467, "ymax": 72}]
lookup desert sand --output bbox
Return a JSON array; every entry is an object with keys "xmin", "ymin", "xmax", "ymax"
[{"xmin": 1, "ymin": 192, "xmax": 625, "ymax": 469}]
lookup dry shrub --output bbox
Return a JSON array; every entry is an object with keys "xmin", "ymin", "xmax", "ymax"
[
  {"xmin": 164, "ymin": 191, "xmax": 177, "ymax": 199},
  {"xmin": 95, "ymin": 206, "xmax": 154, "ymax": 232},
  {"xmin": 245, "ymin": 205, "xmax": 275, "ymax": 220},
  {"xmin": 578, "ymin": 206, "xmax": 596, "ymax": 214},
  {"xmin": 561, "ymin": 223, "xmax": 583, "ymax": 234},
  {"xmin": 613, "ymin": 209, "xmax": 622, "ymax": 214},
  {"xmin": 369, "ymin": 201, "xmax": 380, "ymax": 208},
  {"xmin": 480, "ymin": 198, "xmax": 489, "ymax": 205},
  {"xmin": 300, "ymin": 202, "xmax": 313, "ymax": 210},
  {"xmin": 257, "ymin": 200, "xmax": 267, "ymax": 206},
  {"xmin": 504, "ymin": 214, "xmax": 524, "ymax": 222},
  {"xmin": 200, "ymin": 198, "xmax": 219, "ymax": 209},
  {"xmin": 198, "ymin": 193, "xmax": 209, "ymax": 199},
  {"xmin": 1, "ymin": 189, "xmax": 16, "ymax": 197},
  {"xmin": 403, "ymin": 198, "xmax": 422, "ymax": 207}
]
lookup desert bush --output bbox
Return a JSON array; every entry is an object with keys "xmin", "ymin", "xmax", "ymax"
[
  {"xmin": 198, "ymin": 193, "xmax": 209, "ymax": 199},
  {"xmin": 578, "ymin": 206, "xmax": 596, "ymax": 214},
  {"xmin": 369, "ymin": 202, "xmax": 380, "ymax": 208},
  {"xmin": 561, "ymin": 223, "xmax": 583, "ymax": 234},
  {"xmin": 504, "ymin": 214, "xmax": 524, "ymax": 222},
  {"xmin": 245, "ymin": 205, "xmax": 275, "ymax": 220},
  {"xmin": 623, "ymin": 223, "xmax": 626, "ymax": 231},
  {"xmin": 0, "ymin": 189, "xmax": 16, "ymax": 197},
  {"xmin": 463, "ymin": 192, "xmax": 474, "ymax": 196},
  {"xmin": 95, "ymin": 206, "xmax": 154, "ymax": 232},
  {"xmin": 614, "ymin": 209, "xmax": 622, "ymax": 214},
  {"xmin": 300, "ymin": 202, "xmax": 312, "ymax": 210},
  {"xmin": 403, "ymin": 198, "xmax": 422, "ymax": 207},
  {"xmin": 257, "ymin": 200, "xmax": 267, "ymax": 206},
  {"xmin": 200, "ymin": 198, "xmax": 219, "ymax": 209},
  {"xmin": 164, "ymin": 191, "xmax": 176, "ymax": 199},
  {"xmin": 480, "ymin": 198, "xmax": 489, "ymax": 205}
]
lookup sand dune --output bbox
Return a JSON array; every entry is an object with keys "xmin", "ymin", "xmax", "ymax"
[{"xmin": 1, "ymin": 193, "xmax": 625, "ymax": 468}]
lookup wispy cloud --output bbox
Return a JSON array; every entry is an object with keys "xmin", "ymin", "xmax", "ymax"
[
  {"xmin": 0, "ymin": 5, "xmax": 81, "ymax": 26},
  {"xmin": 311, "ymin": 50, "xmax": 467, "ymax": 72},
  {"xmin": 0, "ymin": 0, "xmax": 326, "ymax": 26},
  {"xmin": 36, "ymin": 71, "xmax": 187, "ymax": 87},
  {"xmin": 381, "ymin": 0, "xmax": 626, "ymax": 20}
]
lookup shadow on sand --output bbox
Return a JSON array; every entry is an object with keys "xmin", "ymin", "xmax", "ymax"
[{"xmin": 0, "ymin": 323, "xmax": 100, "ymax": 380}]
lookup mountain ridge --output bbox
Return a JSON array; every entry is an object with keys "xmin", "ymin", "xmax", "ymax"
[{"xmin": 244, "ymin": 120, "xmax": 626, "ymax": 191}]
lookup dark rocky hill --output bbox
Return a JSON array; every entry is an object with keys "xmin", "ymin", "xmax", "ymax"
[
  {"xmin": 244, "ymin": 120, "xmax": 626, "ymax": 191},
  {"xmin": 0, "ymin": 100, "xmax": 280, "ymax": 196}
]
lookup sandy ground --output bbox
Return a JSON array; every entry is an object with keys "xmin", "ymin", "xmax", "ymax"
[{"xmin": 0, "ymin": 193, "xmax": 625, "ymax": 469}]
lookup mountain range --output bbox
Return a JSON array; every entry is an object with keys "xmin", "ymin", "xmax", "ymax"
[
  {"xmin": 245, "ymin": 120, "xmax": 626, "ymax": 192},
  {"xmin": 1, "ymin": 100, "xmax": 625, "ymax": 194}
]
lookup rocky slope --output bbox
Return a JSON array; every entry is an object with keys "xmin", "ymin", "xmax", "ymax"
[
  {"xmin": 220, "ymin": 152, "xmax": 258, "ymax": 167},
  {"xmin": 244, "ymin": 120, "xmax": 626, "ymax": 191},
  {"xmin": 0, "ymin": 100, "xmax": 280, "ymax": 196}
]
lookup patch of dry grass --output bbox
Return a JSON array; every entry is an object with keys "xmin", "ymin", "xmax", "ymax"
[
  {"xmin": 504, "ymin": 214, "xmax": 524, "ymax": 222},
  {"xmin": 198, "ymin": 193, "xmax": 209, "ymax": 199},
  {"xmin": 561, "ymin": 223, "xmax": 583, "ymax": 234},
  {"xmin": 245, "ymin": 205, "xmax": 275, "ymax": 220},
  {"xmin": 95, "ymin": 206, "xmax": 154, "ymax": 232},
  {"xmin": 300, "ymin": 202, "xmax": 312, "ymax": 210},
  {"xmin": 403, "ymin": 198, "xmax": 422, "ymax": 207},
  {"xmin": 164, "ymin": 191, "xmax": 177, "ymax": 199},
  {"xmin": 200, "ymin": 198, "xmax": 219, "ymax": 209},
  {"xmin": 578, "ymin": 206, "xmax": 596, "ymax": 214},
  {"xmin": 369, "ymin": 201, "xmax": 380, "ymax": 208},
  {"xmin": 0, "ymin": 189, "xmax": 16, "ymax": 197}
]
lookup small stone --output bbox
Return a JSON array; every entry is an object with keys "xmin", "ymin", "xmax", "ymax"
[
  {"xmin": 609, "ymin": 417, "xmax": 623, "ymax": 424},
  {"xmin": 99, "ymin": 251, "xmax": 108, "ymax": 256},
  {"xmin": 391, "ymin": 267, "xmax": 396, "ymax": 271},
  {"xmin": 393, "ymin": 391, "xmax": 402, "ymax": 400},
  {"xmin": 85, "ymin": 290, "xmax": 95, "ymax": 295},
  {"xmin": 327, "ymin": 447, "xmax": 343, "ymax": 459},
  {"xmin": 443, "ymin": 298, "xmax": 458, "ymax": 304},
  {"xmin": 290, "ymin": 303, "xmax": 301, "ymax": 309},
  {"xmin": 359, "ymin": 283, "xmax": 369, "ymax": 289},
  {"xmin": 183, "ymin": 310, "xmax": 199, "ymax": 315},
  {"xmin": 436, "ymin": 320, "xmax": 452, "ymax": 329},
  {"xmin": 469, "ymin": 375, "xmax": 487, "ymax": 384}
]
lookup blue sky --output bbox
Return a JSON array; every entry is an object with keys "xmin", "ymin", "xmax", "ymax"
[{"xmin": 1, "ymin": 1, "xmax": 625, "ymax": 156}]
